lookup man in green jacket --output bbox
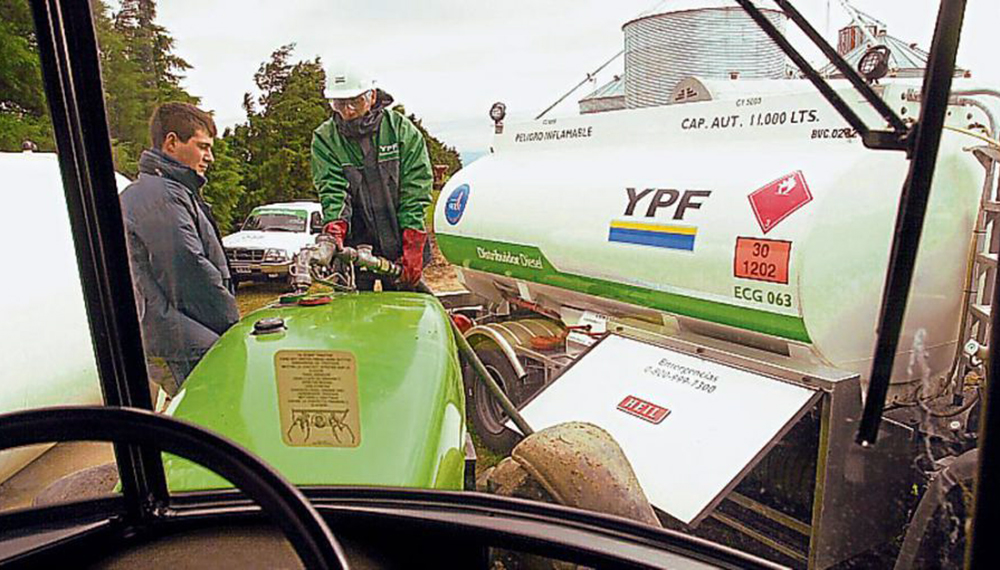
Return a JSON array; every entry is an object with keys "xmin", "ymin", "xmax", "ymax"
[{"xmin": 311, "ymin": 68, "xmax": 433, "ymax": 289}]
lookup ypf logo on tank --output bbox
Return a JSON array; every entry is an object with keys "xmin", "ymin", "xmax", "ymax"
[
  {"xmin": 748, "ymin": 171, "xmax": 813, "ymax": 234},
  {"xmin": 444, "ymin": 184, "xmax": 470, "ymax": 225},
  {"xmin": 608, "ymin": 188, "xmax": 712, "ymax": 252}
]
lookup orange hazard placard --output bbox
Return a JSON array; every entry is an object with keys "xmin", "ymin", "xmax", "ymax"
[{"xmin": 734, "ymin": 238, "xmax": 791, "ymax": 284}]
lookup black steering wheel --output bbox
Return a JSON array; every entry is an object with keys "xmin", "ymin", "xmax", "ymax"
[{"xmin": 0, "ymin": 406, "xmax": 349, "ymax": 570}]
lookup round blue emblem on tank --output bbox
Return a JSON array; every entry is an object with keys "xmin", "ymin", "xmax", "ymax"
[{"xmin": 445, "ymin": 184, "xmax": 470, "ymax": 225}]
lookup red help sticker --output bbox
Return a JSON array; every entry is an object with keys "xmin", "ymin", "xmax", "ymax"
[
  {"xmin": 748, "ymin": 171, "xmax": 813, "ymax": 234},
  {"xmin": 617, "ymin": 395, "xmax": 670, "ymax": 424}
]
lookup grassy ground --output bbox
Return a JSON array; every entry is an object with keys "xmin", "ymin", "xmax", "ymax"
[
  {"xmin": 470, "ymin": 433, "xmax": 504, "ymax": 476},
  {"xmin": 234, "ymin": 281, "xmax": 292, "ymax": 315}
]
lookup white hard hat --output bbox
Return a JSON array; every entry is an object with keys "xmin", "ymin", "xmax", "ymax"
[{"xmin": 324, "ymin": 67, "xmax": 376, "ymax": 99}]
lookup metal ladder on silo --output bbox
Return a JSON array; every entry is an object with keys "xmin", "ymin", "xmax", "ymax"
[{"xmin": 960, "ymin": 146, "xmax": 1000, "ymax": 359}]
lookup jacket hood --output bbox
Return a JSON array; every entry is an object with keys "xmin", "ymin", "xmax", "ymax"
[
  {"xmin": 138, "ymin": 149, "xmax": 206, "ymax": 193},
  {"xmin": 334, "ymin": 88, "xmax": 395, "ymax": 139}
]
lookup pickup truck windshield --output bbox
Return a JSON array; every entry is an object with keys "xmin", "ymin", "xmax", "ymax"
[{"xmin": 243, "ymin": 211, "xmax": 307, "ymax": 232}]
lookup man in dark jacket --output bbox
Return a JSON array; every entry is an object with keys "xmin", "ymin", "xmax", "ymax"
[
  {"xmin": 311, "ymin": 68, "xmax": 433, "ymax": 290},
  {"xmin": 120, "ymin": 102, "xmax": 239, "ymax": 396}
]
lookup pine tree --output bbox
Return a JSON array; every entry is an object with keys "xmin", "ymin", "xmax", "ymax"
[
  {"xmin": 0, "ymin": 0, "xmax": 54, "ymax": 150},
  {"xmin": 114, "ymin": 0, "xmax": 194, "ymax": 102},
  {"xmin": 202, "ymin": 133, "xmax": 246, "ymax": 233},
  {"xmin": 392, "ymin": 105, "xmax": 463, "ymax": 178},
  {"xmin": 106, "ymin": 0, "xmax": 197, "ymax": 174},
  {"xmin": 229, "ymin": 44, "xmax": 328, "ymax": 222},
  {"xmin": 92, "ymin": 0, "xmax": 153, "ymax": 175},
  {"xmin": 1, "ymin": 0, "xmax": 198, "ymax": 175}
]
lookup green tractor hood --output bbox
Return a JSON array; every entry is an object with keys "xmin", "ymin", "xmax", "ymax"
[{"xmin": 163, "ymin": 291, "xmax": 466, "ymax": 492}]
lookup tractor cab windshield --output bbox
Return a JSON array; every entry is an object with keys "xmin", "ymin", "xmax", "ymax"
[{"xmin": 0, "ymin": 1, "xmax": 997, "ymax": 569}]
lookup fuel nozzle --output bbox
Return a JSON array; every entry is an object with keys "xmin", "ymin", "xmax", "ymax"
[
  {"xmin": 289, "ymin": 250, "xmax": 313, "ymax": 293},
  {"xmin": 311, "ymin": 234, "xmax": 339, "ymax": 266},
  {"xmin": 352, "ymin": 244, "xmax": 402, "ymax": 280},
  {"xmin": 290, "ymin": 235, "xmax": 340, "ymax": 293}
]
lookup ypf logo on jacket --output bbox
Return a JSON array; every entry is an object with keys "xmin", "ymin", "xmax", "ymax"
[{"xmin": 379, "ymin": 143, "xmax": 400, "ymax": 160}]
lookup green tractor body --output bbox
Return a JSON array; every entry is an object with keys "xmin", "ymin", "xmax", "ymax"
[{"xmin": 163, "ymin": 291, "xmax": 466, "ymax": 492}]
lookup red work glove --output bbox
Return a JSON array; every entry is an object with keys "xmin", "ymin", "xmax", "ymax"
[
  {"xmin": 399, "ymin": 228, "xmax": 427, "ymax": 287},
  {"xmin": 322, "ymin": 220, "xmax": 348, "ymax": 248}
]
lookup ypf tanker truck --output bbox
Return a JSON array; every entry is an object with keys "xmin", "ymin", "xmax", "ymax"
[{"xmin": 434, "ymin": 78, "xmax": 999, "ymax": 568}]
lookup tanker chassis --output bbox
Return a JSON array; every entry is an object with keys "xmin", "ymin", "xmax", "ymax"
[{"xmin": 433, "ymin": 78, "xmax": 999, "ymax": 568}]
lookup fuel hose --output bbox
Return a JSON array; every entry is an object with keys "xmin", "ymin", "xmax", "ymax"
[{"xmin": 415, "ymin": 281, "xmax": 534, "ymax": 437}]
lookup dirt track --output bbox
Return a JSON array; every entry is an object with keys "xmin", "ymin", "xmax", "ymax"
[{"xmin": 423, "ymin": 240, "xmax": 464, "ymax": 292}]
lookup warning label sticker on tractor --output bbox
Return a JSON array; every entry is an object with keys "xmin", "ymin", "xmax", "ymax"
[
  {"xmin": 734, "ymin": 237, "xmax": 791, "ymax": 284},
  {"xmin": 275, "ymin": 350, "xmax": 361, "ymax": 448}
]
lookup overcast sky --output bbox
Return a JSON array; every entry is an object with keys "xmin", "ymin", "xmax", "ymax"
[{"xmin": 152, "ymin": 1, "xmax": 999, "ymax": 159}]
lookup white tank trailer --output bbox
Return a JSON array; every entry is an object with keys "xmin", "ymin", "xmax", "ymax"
[
  {"xmin": 439, "ymin": 80, "xmax": 991, "ymax": 402},
  {"xmin": 0, "ymin": 152, "xmax": 129, "ymax": 484},
  {"xmin": 435, "ymin": 79, "xmax": 999, "ymax": 568}
]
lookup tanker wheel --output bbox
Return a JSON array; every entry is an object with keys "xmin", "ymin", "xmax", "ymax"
[{"xmin": 466, "ymin": 345, "xmax": 525, "ymax": 454}]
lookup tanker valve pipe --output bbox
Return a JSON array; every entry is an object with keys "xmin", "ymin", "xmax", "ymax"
[
  {"xmin": 416, "ymin": 281, "xmax": 534, "ymax": 437},
  {"xmin": 964, "ymin": 339, "xmax": 988, "ymax": 369}
]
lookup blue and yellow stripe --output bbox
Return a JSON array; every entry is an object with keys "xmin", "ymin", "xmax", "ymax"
[{"xmin": 608, "ymin": 220, "xmax": 697, "ymax": 251}]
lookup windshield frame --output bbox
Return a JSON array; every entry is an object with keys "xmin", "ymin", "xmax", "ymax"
[
  {"xmin": 1, "ymin": 0, "xmax": 993, "ymax": 568},
  {"xmin": 23, "ymin": 0, "xmax": 167, "ymax": 518}
]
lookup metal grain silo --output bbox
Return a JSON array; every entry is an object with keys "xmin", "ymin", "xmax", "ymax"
[{"xmin": 623, "ymin": 0, "xmax": 787, "ymax": 109}]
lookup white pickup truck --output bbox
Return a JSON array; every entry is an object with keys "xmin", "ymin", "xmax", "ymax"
[{"xmin": 223, "ymin": 201, "xmax": 324, "ymax": 288}]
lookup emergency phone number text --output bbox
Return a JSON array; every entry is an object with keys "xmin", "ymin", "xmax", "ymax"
[{"xmin": 643, "ymin": 365, "xmax": 717, "ymax": 395}]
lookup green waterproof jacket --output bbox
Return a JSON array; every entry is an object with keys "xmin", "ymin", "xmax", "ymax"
[{"xmin": 311, "ymin": 93, "xmax": 432, "ymax": 260}]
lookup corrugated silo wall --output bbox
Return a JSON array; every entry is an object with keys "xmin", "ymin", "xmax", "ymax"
[{"xmin": 624, "ymin": 7, "xmax": 787, "ymax": 109}]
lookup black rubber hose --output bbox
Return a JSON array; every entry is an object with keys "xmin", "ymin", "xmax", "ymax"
[{"xmin": 415, "ymin": 281, "xmax": 534, "ymax": 436}]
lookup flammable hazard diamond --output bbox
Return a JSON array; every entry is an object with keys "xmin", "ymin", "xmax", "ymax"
[{"xmin": 748, "ymin": 170, "xmax": 813, "ymax": 234}]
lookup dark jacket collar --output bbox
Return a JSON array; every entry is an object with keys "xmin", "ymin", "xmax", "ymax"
[
  {"xmin": 335, "ymin": 88, "xmax": 395, "ymax": 140},
  {"xmin": 138, "ymin": 148, "xmax": 206, "ymax": 193}
]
